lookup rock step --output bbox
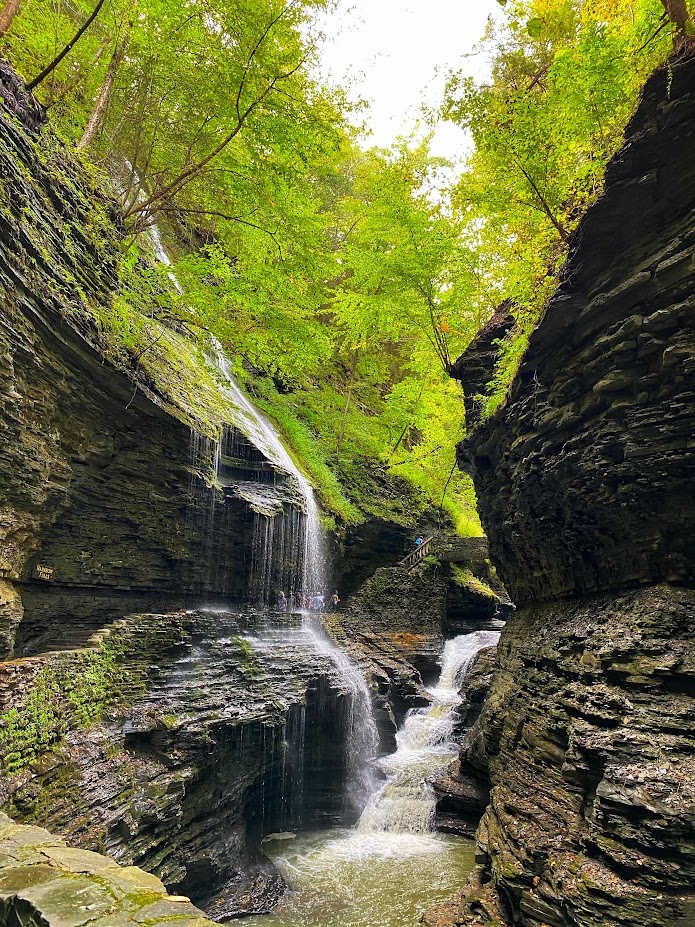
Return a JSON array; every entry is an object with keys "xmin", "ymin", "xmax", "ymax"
[{"xmin": 0, "ymin": 812, "xmax": 214, "ymax": 926}]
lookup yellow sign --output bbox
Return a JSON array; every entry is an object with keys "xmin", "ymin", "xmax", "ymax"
[{"xmin": 33, "ymin": 564, "xmax": 54, "ymax": 581}]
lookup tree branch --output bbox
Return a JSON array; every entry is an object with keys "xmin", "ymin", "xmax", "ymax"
[
  {"xmin": 513, "ymin": 157, "xmax": 569, "ymax": 242},
  {"xmin": 155, "ymin": 205, "xmax": 285, "ymax": 259},
  {"xmin": 124, "ymin": 12, "xmax": 306, "ymax": 221},
  {"xmin": 27, "ymin": 0, "xmax": 106, "ymax": 91}
]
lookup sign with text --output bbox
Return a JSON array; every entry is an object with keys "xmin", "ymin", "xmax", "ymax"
[{"xmin": 33, "ymin": 564, "xmax": 54, "ymax": 581}]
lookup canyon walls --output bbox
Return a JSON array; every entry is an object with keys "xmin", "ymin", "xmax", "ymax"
[
  {"xmin": 0, "ymin": 62, "xmax": 310, "ymax": 658},
  {"xmin": 450, "ymin": 54, "xmax": 695, "ymax": 927},
  {"xmin": 0, "ymin": 608, "xmax": 371, "ymax": 918}
]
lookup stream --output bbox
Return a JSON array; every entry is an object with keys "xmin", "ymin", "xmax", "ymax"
[
  {"xmin": 243, "ymin": 630, "xmax": 498, "ymax": 927},
  {"xmin": 146, "ymin": 210, "xmax": 492, "ymax": 925}
]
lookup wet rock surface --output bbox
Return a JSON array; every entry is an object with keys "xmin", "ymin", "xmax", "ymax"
[
  {"xmin": 449, "ymin": 301, "xmax": 515, "ymax": 430},
  {"xmin": 448, "ymin": 53, "xmax": 695, "ymax": 927},
  {"xmin": 0, "ymin": 65, "xmax": 313, "ymax": 659},
  {"xmin": 0, "ymin": 609, "xmax": 373, "ymax": 919},
  {"xmin": 0, "ymin": 811, "xmax": 215, "ymax": 926}
]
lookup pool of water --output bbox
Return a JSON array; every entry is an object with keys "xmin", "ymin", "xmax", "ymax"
[{"xmin": 242, "ymin": 827, "xmax": 475, "ymax": 927}]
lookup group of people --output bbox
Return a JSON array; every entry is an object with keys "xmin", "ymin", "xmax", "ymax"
[{"xmin": 276, "ymin": 590, "xmax": 340, "ymax": 613}]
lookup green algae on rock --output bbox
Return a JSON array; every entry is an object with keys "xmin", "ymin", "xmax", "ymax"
[{"xmin": 0, "ymin": 811, "xmax": 214, "ymax": 926}]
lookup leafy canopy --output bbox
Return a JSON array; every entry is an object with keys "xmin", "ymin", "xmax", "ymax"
[{"xmin": 1, "ymin": 0, "xmax": 681, "ymax": 527}]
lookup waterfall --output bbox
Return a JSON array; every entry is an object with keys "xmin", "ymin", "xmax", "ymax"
[
  {"xmin": 357, "ymin": 630, "xmax": 500, "ymax": 835},
  {"xmin": 142, "ymin": 207, "xmax": 326, "ymax": 603},
  {"xmin": 209, "ymin": 342, "xmax": 326, "ymax": 602},
  {"xmin": 237, "ymin": 613, "xmax": 379, "ymax": 829},
  {"xmin": 304, "ymin": 617, "xmax": 380, "ymax": 812}
]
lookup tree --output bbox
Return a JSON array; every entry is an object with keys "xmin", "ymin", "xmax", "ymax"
[
  {"xmin": 660, "ymin": 0, "xmax": 695, "ymax": 44},
  {"xmin": 440, "ymin": 0, "xmax": 673, "ymax": 413},
  {"xmin": 0, "ymin": 0, "xmax": 20, "ymax": 37},
  {"xmin": 78, "ymin": 23, "xmax": 130, "ymax": 149},
  {"xmin": 27, "ymin": 0, "xmax": 105, "ymax": 91}
]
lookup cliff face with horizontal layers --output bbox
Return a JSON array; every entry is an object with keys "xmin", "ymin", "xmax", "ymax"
[
  {"xmin": 0, "ymin": 62, "xmax": 313, "ymax": 659},
  {"xmin": 0, "ymin": 608, "xmax": 378, "ymax": 918},
  {"xmin": 450, "ymin": 54, "xmax": 695, "ymax": 927}
]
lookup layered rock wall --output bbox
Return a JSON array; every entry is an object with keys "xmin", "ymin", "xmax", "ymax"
[
  {"xmin": 0, "ymin": 63, "xmax": 307, "ymax": 657},
  {"xmin": 457, "ymin": 58, "xmax": 695, "ymax": 608},
  {"xmin": 0, "ymin": 608, "xmax": 365, "ymax": 918},
  {"xmin": 450, "ymin": 54, "xmax": 695, "ymax": 927}
]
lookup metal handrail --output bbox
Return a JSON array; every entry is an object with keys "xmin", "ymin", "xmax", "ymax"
[{"xmin": 400, "ymin": 535, "xmax": 434, "ymax": 570}]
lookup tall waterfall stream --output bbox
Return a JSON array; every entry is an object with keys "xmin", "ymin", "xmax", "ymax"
[
  {"xmin": 146, "ymin": 215, "xmax": 491, "ymax": 924},
  {"xmin": 146, "ymin": 201, "xmax": 326, "ymax": 602}
]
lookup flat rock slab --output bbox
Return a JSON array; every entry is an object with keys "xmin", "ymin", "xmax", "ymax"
[{"xmin": 0, "ymin": 812, "xmax": 214, "ymax": 926}]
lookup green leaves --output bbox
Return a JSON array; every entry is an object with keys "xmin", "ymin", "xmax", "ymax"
[
  {"xmin": 441, "ymin": 0, "xmax": 672, "ymax": 411},
  {"xmin": 3, "ymin": 0, "xmax": 673, "ymax": 529},
  {"xmin": 527, "ymin": 16, "xmax": 544, "ymax": 37}
]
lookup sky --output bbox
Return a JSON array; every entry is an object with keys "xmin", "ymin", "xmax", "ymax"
[{"xmin": 311, "ymin": 0, "xmax": 500, "ymax": 164}]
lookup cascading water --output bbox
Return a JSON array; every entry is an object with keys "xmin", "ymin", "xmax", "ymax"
[
  {"xmin": 209, "ymin": 342, "xmax": 326, "ymax": 602},
  {"xmin": 244, "ymin": 629, "xmax": 499, "ymax": 927},
  {"xmin": 142, "ymin": 206, "xmax": 326, "ymax": 603},
  {"xmin": 357, "ymin": 629, "xmax": 500, "ymax": 836},
  {"xmin": 237, "ymin": 614, "xmax": 379, "ymax": 829},
  {"xmin": 304, "ymin": 617, "xmax": 380, "ymax": 811}
]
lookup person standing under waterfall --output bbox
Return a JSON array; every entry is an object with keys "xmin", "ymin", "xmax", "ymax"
[
  {"xmin": 277, "ymin": 591, "xmax": 287, "ymax": 612},
  {"xmin": 331, "ymin": 590, "xmax": 340, "ymax": 609}
]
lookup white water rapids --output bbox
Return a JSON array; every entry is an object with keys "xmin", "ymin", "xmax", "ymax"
[
  {"xmin": 357, "ymin": 629, "xmax": 500, "ymax": 838},
  {"xmin": 245, "ymin": 629, "xmax": 500, "ymax": 927}
]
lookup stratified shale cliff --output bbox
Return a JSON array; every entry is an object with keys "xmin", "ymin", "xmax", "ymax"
[
  {"xmin": 0, "ymin": 62, "xmax": 309, "ymax": 659},
  {"xmin": 0, "ymin": 60, "xmax": 384, "ymax": 920},
  {"xmin": 449, "ymin": 54, "xmax": 695, "ymax": 927}
]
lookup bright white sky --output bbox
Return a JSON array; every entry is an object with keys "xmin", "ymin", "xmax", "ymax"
[{"xmin": 311, "ymin": 0, "xmax": 500, "ymax": 164}]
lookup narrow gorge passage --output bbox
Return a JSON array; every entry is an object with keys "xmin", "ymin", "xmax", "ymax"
[
  {"xmin": 242, "ymin": 631, "xmax": 496, "ymax": 927},
  {"xmin": 2, "ymin": 3, "xmax": 692, "ymax": 926}
]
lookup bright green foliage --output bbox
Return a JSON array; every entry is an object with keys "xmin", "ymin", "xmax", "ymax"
[
  {"xmin": 441, "ymin": 0, "xmax": 674, "ymax": 413},
  {"xmin": 1, "ymin": 0, "xmax": 678, "ymax": 530}
]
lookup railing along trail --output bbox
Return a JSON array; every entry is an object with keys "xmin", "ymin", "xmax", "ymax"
[{"xmin": 400, "ymin": 535, "xmax": 434, "ymax": 570}]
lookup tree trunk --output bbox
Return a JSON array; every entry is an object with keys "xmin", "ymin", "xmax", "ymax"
[
  {"xmin": 660, "ymin": 0, "xmax": 694, "ymax": 44},
  {"xmin": 0, "ymin": 0, "xmax": 20, "ymax": 37},
  {"xmin": 77, "ymin": 38, "xmax": 126, "ymax": 149},
  {"xmin": 335, "ymin": 351, "xmax": 358, "ymax": 458}
]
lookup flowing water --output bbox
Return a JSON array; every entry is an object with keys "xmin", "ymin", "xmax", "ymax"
[
  {"xmin": 143, "ymin": 199, "xmax": 491, "ymax": 925},
  {"xmin": 244, "ymin": 829, "xmax": 474, "ymax": 927},
  {"xmin": 143, "ymin": 206, "xmax": 326, "ymax": 603},
  {"xmin": 209, "ymin": 342, "xmax": 327, "ymax": 601},
  {"xmin": 243, "ymin": 630, "xmax": 499, "ymax": 927},
  {"xmin": 239, "ymin": 613, "xmax": 380, "ymax": 822}
]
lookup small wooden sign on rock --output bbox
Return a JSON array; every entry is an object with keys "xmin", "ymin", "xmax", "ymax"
[{"xmin": 33, "ymin": 563, "xmax": 54, "ymax": 581}]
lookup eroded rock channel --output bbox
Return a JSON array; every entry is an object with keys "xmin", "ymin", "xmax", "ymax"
[
  {"xmin": 0, "ymin": 58, "xmax": 498, "ymax": 926},
  {"xmin": 0, "ymin": 33, "xmax": 693, "ymax": 927}
]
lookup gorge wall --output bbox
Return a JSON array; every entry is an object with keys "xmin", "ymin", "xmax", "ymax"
[
  {"xmin": 0, "ymin": 61, "xmax": 313, "ymax": 659},
  {"xmin": 449, "ymin": 53, "xmax": 695, "ymax": 927},
  {"xmin": 0, "ymin": 607, "xmax": 375, "ymax": 918}
]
